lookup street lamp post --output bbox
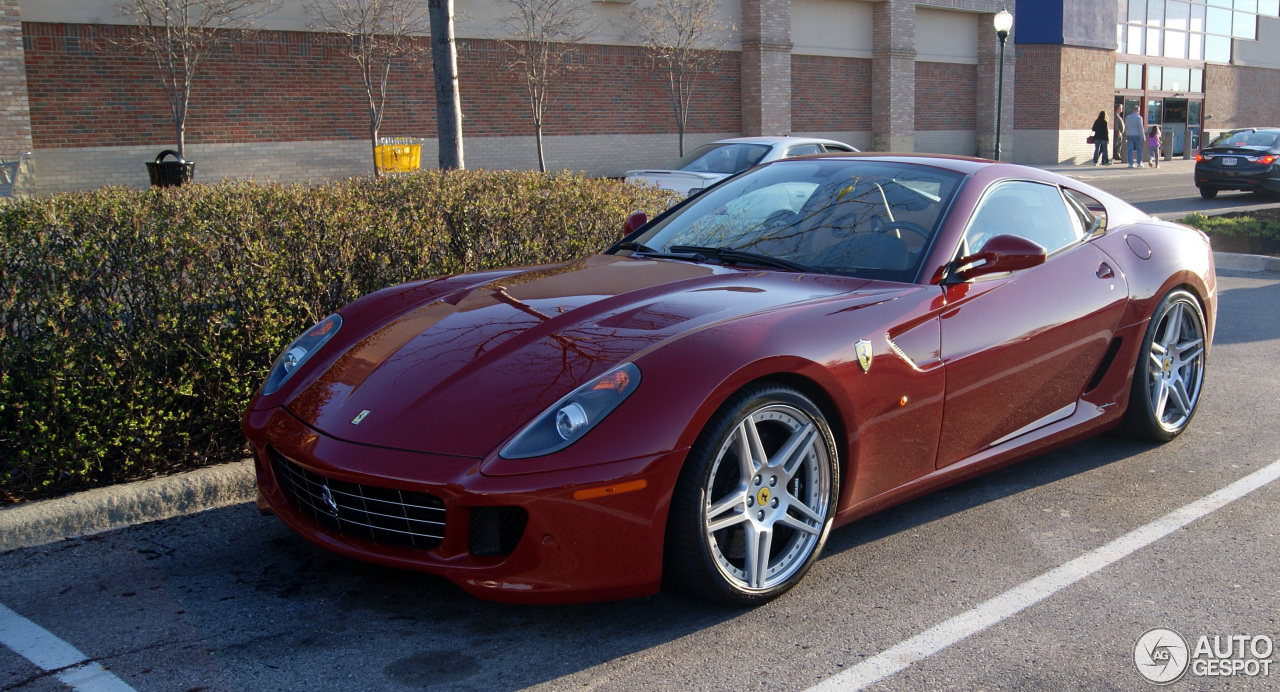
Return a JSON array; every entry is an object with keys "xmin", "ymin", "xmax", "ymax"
[{"xmin": 993, "ymin": 9, "xmax": 1013, "ymax": 161}]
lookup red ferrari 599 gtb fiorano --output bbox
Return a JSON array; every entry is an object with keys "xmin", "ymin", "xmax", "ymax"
[{"xmin": 243, "ymin": 154, "xmax": 1214, "ymax": 605}]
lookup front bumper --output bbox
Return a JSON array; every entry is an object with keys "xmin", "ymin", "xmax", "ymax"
[
  {"xmin": 243, "ymin": 406, "xmax": 687, "ymax": 604},
  {"xmin": 1195, "ymin": 162, "xmax": 1280, "ymax": 193}
]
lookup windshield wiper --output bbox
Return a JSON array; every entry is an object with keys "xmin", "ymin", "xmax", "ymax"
[
  {"xmin": 668, "ymin": 245, "xmax": 824, "ymax": 274},
  {"xmin": 615, "ymin": 240, "xmax": 659, "ymax": 254}
]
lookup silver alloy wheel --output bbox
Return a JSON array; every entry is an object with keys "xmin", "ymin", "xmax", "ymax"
[
  {"xmin": 1147, "ymin": 297, "xmax": 1206, "ymax": 432},
  {"xmin": 702, "ymin": 403, "xmax": 832, "ymax": 592}
]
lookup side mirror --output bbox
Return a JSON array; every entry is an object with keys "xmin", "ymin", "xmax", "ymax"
[
  {"xmin": 950, "ymin": 234, "xmax": 1047, "ymax": 282},
  {"xmin": 622, "ymin": 211, "xmax": 648, "ymax": 237}
]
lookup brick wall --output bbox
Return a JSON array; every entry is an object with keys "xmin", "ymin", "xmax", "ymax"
[
  {"xmin": 1058, "ymin": 45, "xmax": 1115, "ymax": 132},
  {"xmin": 791, "ymin": 55, "xmax": 871, "ymax": 132},
  {"xmin": 0, "ymin": 0, "xmax": 31, "ymax": 156},
  {"xmin": 1013, "ymin": 44, "xmax": 1061, "ymax": 130},
  {"xmin": 914, "ymin": 62, "xmax": 976, "ymax": 131},
  {"xmin": 1206, "ymin": 63, "xmax": 1280, "ymax": 128},
  {"xmin": 23, "ymin": 23, "xmax": 741, "ymax": 149}
]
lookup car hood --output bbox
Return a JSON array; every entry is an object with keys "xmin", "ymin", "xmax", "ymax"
[{"xmin": 284, "ymin": 254, "xmax": 895, "ymax": 458}]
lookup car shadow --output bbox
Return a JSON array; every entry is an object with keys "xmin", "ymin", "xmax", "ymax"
[
  {"xmin": 143, "ymin": 434, "xmax": 1151, "ymax": 691},
  {"xmin": 822, "ymin": 434, "xmax": 1151, "ymax": 558}
]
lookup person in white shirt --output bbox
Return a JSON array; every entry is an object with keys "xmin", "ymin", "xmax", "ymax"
[{"xmin": 1124, "ymin": 108, "xmax": 1146, "ymax": 168}]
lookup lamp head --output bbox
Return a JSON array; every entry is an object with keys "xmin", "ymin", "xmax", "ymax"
[{"xmin": 994, "ymin": 9, "xmax": 1013, "ymax": 39}]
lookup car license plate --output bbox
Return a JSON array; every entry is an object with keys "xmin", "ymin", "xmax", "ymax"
[{"xmin": 1223, "ymin": 157, "xmax": 1237, "ymax": 166}]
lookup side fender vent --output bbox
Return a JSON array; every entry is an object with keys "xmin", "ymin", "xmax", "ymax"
[{"xmin": 1085, "ymin": 337, "xmax": 1124, "ymax": 393}]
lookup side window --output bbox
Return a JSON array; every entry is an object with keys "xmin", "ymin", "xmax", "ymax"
[
  {"xmin": 1062, "ymin": 188, "xmax": 1108, "ymax": 235},
  {"xmin": 964, "ymin": 181, "xmax": 1083, "ymax": 256},
  {"xmin": 822, "ymin": 144, "xmax": 855, "ymax": 153},
  {"xmin": 785, "ymin": 144, "xmax": 824, "ymax": 157}
]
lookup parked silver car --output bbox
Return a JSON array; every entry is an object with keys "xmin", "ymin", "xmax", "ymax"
[{"xmin": 625, "ymin": 136, "xmax": 858, "ymax": 196}]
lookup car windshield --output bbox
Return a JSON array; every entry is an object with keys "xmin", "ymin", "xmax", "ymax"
[
  {"xmin": 624, "ymin": 159, "xmax": 965, "ymax": 282},
  {"xmin": 669, "ymin": 143, "xmax": 773, "ymax": 174},
  {"xmin": 1208, "ymin": 130, "xmax": 1279, "ymax": 148}
]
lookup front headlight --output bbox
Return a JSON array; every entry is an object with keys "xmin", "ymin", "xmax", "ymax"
[
  {"xmin": 500, "ymin": 362, "xmax": 641, "ymax": 459},
  {"xmin": 262, "ymin": 314, "xmax": 342, "ymax": 395}
]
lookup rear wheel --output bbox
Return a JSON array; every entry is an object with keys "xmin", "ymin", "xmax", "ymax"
[
  {"xmin": 1121, "ymin": 289, "xmax": 1207, "ymax": 442},
  {"xmin": 665, "ymin": 384, "xmax": 839, "ymax": 605},
  {"xmin": 1198, "ymin": 186, "xmax": 1218, "ymax": 199}
]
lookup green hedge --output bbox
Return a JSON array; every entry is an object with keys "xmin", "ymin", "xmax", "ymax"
[
  {"xmin": 0, "ymin": 171, "xmax": 673, "ymax": 503},
  {"xmin": 1179, "ymin": 211, "xmax": 1280, "ymax": 241}
]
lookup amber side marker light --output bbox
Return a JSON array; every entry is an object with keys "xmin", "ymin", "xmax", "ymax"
[{"xmin": 573, "ymin": 479, "xmax": 647, "ymax": 500}]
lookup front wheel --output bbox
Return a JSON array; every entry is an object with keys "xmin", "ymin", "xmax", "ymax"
[
  {"xmin": 1121, "ymin": 289, "xmax": 1207, "ymax": 442},
  {"xmin": 665, "ymin": 384, "xmax": 839, "ymax": 605}
]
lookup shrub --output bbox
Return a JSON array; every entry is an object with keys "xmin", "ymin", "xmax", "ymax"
[
  {"xmin": 1179, "ymin": 211, "xmax": 1280, "ymax": 241},
  {"xmin": 0, "ymin": 170, "xmax": 673, "ymax": 502}
]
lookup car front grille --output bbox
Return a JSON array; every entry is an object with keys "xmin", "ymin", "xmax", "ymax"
[{"xmin": 270, "ymin": 448, "xmax": 446, "ymax": 550}]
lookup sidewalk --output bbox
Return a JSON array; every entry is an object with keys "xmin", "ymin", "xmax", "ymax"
[{"xmin": 1037, "ymin": 156, "xmax": 1198, "ymax": 181}]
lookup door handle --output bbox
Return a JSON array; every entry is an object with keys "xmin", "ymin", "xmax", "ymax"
[{"xmin": 1096, "ymin": 263, "xmax": 1114, "ymax": 279}]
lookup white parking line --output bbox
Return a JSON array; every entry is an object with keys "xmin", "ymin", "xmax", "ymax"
[
  {"xmin": 807, "ymin": 457, "xmax": 1280, "ymax": 692},
  {"xmin": 0, "ymin": 603, "xmax": 136, "ymax": 692}
]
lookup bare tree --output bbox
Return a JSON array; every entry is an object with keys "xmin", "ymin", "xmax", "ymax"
[
  {"xmin": 305, "ymin": 0, "xmax": 430, "ymax": 177},
  {"xmin": 627, "ymin": 0, "xmax": 732, "ymax": 157},
  {"xmin": 429, "ymin": 0, "xmax": 464, "ymax": 169},
  {"xmin": 497, "ymin": 0, "xmax": 593, "ymax": 172},
  {"xmin": 116, "ymin": 0, "xmax": 278, "ymax": 160}
]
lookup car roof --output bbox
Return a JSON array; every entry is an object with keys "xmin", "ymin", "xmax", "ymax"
[
  {"xmin": 709, "ymin": 136, "xmax": 852, "ymax": 147},
  {"xmin": 781, "ymin": 151, "xmax": 996, "ymax": 176}
]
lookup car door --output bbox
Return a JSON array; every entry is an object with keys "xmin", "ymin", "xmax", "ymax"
[{"xmin": 935, "ymin": 180, "xmax": 1128, "ymax": 468}]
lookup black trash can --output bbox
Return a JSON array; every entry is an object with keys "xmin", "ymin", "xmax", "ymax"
[{"xmin": 145, "ymin": 150, "xmax": 195, "ymax": 188}]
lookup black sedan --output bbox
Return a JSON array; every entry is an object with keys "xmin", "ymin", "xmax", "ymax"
[{"xmin": 1195, "ymin": 127, "xmax": 1280, "ymax": 199}]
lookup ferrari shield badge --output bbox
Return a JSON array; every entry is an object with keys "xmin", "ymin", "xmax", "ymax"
[{"xmin": 855, "ymin": 339, "xmax": 873, "ymax": 373}]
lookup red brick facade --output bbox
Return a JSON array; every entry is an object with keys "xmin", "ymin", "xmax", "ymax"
[
  {"xmin": 23, "ymin": 23, "xmax": 741, "ymax": 149},
  {"xmin": 914, "ymin": 62, "xmax": 976, "ymax": 131},
  {"xmin": 1058, "ymin": 46, "xmax": 1116, "ymax": 132},
  {"xmin": 1013, "ymin": 44, "xmax": 1061, "ymax": 130},
  {"xmin": 790, "ymin": 55, "xmax": 871, "ymax": 132},
  {"xmin": 1205, "ymin": 63, "xmax": 1280, "ymax": 129}
]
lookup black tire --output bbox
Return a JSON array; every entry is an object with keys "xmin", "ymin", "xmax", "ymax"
[
  {"xmin": 664, "ymin": 384, "xmax": 840, "ymax": 605},
  {"xmin": 1121, "ymin": 289, "xmax": 1207, "ymax": 442},
  {"xmin": 1199, "ymin": 186, "xmax": 1218, "ymax": 199}
]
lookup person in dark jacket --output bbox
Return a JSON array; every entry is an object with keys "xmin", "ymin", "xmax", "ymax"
[
  {"xmin": 1091, "ymin": 111, "xmax": 1111, "ymax": 166},
  {"xmin": 1112, "ymin": 103, "xmax": 1126, "ymax": 161}
]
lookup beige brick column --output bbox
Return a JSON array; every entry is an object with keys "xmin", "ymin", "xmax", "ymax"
[
  {"xmin": 872, "ymin": 0, "xmax": 915, "ymax": 152},
  {"xmin": 740, "ymin": 0, "xmax": 792, "ymax": 136},
  {"xmin": 976, "ymin": 15, "xmax": 1016, "ymax": 161},
  {"xmin": 0, "ymin": 0, "xmax": 32, "ymax": 160}
]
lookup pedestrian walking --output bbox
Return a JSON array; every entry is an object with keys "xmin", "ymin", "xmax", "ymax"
[
  {"xmin": 1112, "ymin": 103, "xmax": 1126, "ymax": 161},
  {"xmin": 1147, "ymin": 125, "xmax": 1162, "ymax": 168},
  {"xmin": 1090, "ymin": 110, "xmax": 1111, "ymax": 166},
  {"xmin": 1125, "ymin": 107, "xmax": 1146, "ymax": 168}
]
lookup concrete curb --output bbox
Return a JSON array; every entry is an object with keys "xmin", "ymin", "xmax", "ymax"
[
  {"xmin": 0, "ymin": 460, "xmax": 255, "ymax": 552},
  {"xmin": 1214, "ymin": 251, "xmax": 1280, "ymax": 273}
]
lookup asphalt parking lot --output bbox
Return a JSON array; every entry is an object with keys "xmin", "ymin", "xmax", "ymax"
[{"xmin": 3, "ymin": 168, "xmax": 1280, "ymax": 690}]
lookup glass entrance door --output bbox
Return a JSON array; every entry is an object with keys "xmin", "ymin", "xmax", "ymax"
[{"xmin": 1163, "ymin": 99, "xmax": 1188, "ymax": 156}]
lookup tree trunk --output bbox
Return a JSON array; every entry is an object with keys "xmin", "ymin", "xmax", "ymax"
[
  {"xmin": 176, "ymin": 120, "xmax": 186, "ymax": 160},
  {"xmin": 535, "ymin": 120, "xmax": 546, "ymax": 173},
  {"xmin": 429, "ymin": 0, "xmax": 465, "ymax": 170},
  {"xmin": 678, "ymin": 123, "xmax": 685, "ymax": 158},
  {"xmin": 370, "ymin": 126, "xmax": 381, "ymax": 178}
]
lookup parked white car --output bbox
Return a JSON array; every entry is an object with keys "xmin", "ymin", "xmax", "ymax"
[{"xmin": 624, "ymin": 136, "xmax": 859, "ymax": 196}]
